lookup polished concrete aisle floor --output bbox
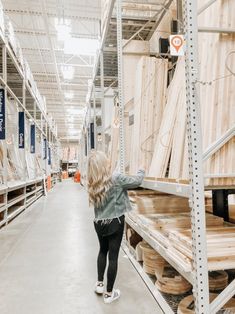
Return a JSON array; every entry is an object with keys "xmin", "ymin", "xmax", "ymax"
[{"xmin": 0, "ymin": 180, "xmax": 161, "ymax": 314}]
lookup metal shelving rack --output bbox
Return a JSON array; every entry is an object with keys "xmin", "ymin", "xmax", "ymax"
[
  {"xmin": 0, "ymin": 13, "xmax": 61, "ymax": 227},
  {"xmin": 84, "ymin": 0, "xmax": 235, "ymax": 313}
]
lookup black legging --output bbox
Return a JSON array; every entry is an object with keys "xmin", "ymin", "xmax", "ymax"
[{"xmin": 95, "ymin": 217, "xmax": 124, "ymax": 292}]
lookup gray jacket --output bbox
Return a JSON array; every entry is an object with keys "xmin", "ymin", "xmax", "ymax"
[{"xmin": 94, "ymin": 170, "xmax": 145, "ymax": 222}]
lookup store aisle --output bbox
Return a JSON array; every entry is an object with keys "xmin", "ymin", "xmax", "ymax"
[{"xmin": 0, "ymin": 181, "xmax": 160, "ymax": 314}]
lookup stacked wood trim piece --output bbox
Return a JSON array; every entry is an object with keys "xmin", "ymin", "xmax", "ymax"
[{"xmin": 169, "ymin": 227, "xmax": 235, "ymax": 270}]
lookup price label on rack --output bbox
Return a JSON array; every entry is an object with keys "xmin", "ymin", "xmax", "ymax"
[{"xmin": 170, "ymin": 35, "xmax": 185, "ymax": 56}]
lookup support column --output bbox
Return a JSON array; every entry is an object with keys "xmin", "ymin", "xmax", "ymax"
[
  {"xmin": 183, "ymin": 0, "xmax": 210, "ymax": 312},
  {"xmin": 100, "ymin": 50, "xmax": 105, "ymax": 152},
  {"xmin": 116, "ymin": 0, "xmax": 125, "ymax": 174},
  {"xmin": 93, "ymin": 84, "xmax": 97, "ymax": 149},
  {"xmin": 2, "ymin": 45, "xmax": 7, "ymax": 186},
  {"xmin": 22, "ymin": 79, "xmax": 27, "ymax": 182}
]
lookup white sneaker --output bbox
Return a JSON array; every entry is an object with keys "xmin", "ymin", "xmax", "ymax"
[
  {"xmin": 104, "ymin": 289, "xmax": 121, "ymax": 304},
  {"xmin": 94, "ymin": 282, "xmax": 104, "ymax": 295}
]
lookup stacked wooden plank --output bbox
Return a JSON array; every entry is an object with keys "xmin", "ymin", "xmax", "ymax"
[
  {"xmin": 149, "ymin": 57, "xmax": 186, "ymax": 178},
  {"xmin": 122, "ymin": 0, "xmax": 235, "ymax": 186},
  {"xmin": 131, "ymin": 193, "xmax": 190, "ymax": 214},
  {"xmin": 169, "ymin": 227, "xmax": 235, "ymax": 270},
  {"xmin": 129, "ymin": 56, "xmax": 168, "ymax": 174},
  {"xmin": 198, "ymin": 0, "xmax": 235, "ymax": 187}
]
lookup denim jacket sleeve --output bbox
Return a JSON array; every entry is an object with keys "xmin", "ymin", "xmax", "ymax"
[{"xmin": 114, "ymin": 169, "xmax": 145, "ymax": 189}]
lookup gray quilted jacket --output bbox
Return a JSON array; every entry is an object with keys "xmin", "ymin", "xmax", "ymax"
[{"xmin": 94, "ymin": 170, "xmax": 145, "ymax": 222}]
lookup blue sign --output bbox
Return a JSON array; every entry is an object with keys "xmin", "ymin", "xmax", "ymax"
[
  {"xmin": 18, "ymin": 112, "xmax": 25, "ymax": 148},
  {"xmin": 43, "ymin": 138, "xmax": 47, "ymax": 160},
  {"xmin": 30, "ymin": 125, "xmax": 36, "ymax": 153},
  {"xmin": 0, "ymin": 89, "xmax": 6, "ymax": 140},
  {"xmin": 48, "ymin": 147, "xmax": 51, "ymax": 165}
]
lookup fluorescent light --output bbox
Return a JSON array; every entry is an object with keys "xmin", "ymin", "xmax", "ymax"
[
  {"xmin": 61, "ymin": 65, "xmax": 74, "ymax": 80},
  {"xmin": 64, "ymin": 38, "xmax": 99, "ymax": 56},
  {"xmin": 66, "ymin": 108, "xmax": 86, "ymax": 115},
  {"xmin": 55, "ymin": 18, "xmax": 71, "ymax": 42},
  {"xmin": 64, "ymin": 91, "xmax": 74, "ymax": 99}
]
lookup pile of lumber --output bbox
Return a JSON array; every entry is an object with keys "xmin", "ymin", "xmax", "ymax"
[
  {"xmin": 129, "ymin": 56, "xmax": 168, "ymax": 174},
  {"xmin": 122, "ymin": 0, "xmax": 235, "ymax": 187},
  {"xmin": 139, "ymin": 213, "xmax": 223, "ymax": 233},
  {"xmin": 169, "ymin": 227, "xmax": 235, "ymax": 270},
  {"xmin": 155, "ymin": 264, "xmax": 192, "ymax": 295},
  {"xmin": 178, "ymin": 294, "xmax": 235, "ymax": 314},
  {"xmin": 130, "ymin": 192, "xmax": 190, "ymax": 215},
  {"xmin": 198, "ymin": 0, "xmax": 235, "ymax": 187},
  {"xmin": 149, "ymin": 57, "xmax": 187, "ymax": 179}
]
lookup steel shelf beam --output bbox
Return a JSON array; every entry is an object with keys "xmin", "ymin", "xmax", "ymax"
[
  {"xmin": 198, "ymin": 0, "xmax": 218, "ymax": 15},
  {"xmin": 203, "ymin": 126, "xmax": 235, "ymax": 161},
  {"xmin": 122, "ymin": 244, "xmax": 172, "ymax": 314},
  {"xmin": 141, "ymin": 179, "xmax": 191, "ymax": 198}
]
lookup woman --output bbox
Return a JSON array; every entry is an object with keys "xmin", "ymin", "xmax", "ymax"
[{"xmin": 87, "ymin": 150, "xmax": 145, "ymax": 304}]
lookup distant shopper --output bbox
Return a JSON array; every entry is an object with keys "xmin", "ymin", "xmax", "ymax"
[{"xmin": 87, "ymin": 150, "xmax": 145, "ymax": 304}]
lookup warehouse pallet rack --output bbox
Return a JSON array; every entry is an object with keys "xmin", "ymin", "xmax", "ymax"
[
  {"xmin": 83, "ymin": 0, "xmax": 235, "ymax": 313},
  {"xmin": 0, "ymin": 16, "xmax": 60, "ymax": 228}
]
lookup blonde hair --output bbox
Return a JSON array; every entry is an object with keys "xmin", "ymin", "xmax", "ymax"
[{"xmin": 87, "ymin": 150, "xmax": 112, "ymax": 208}]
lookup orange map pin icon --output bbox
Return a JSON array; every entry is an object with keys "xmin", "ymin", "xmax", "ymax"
[{"xmin": 171, "ymin": 35, "xmax": 184, "ymax": 53}]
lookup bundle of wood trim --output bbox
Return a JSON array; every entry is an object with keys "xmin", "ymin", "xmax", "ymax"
[
  {"xmin": 129, "ymin": 56, "xmax": 168, "ymax": 174},
  {"xmin": 169, "ymin": 227, "xmax": 235, "ymax": 270}
]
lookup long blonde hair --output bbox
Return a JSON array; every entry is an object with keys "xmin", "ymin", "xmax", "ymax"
[{"xmin": 87, "ymin": 150, "xmax": 113, "ymax": 208}]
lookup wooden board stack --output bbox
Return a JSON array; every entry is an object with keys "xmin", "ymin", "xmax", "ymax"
[
  {"xmin": 131, "ymin": 193, "xmax": 190, "ymax": 215},
  {"xmin": 155, "ymin": 264, "xmax": 192, "ymax": 295},
  {"xmin": 129, "ymin": 56, "xmax": 168, "ymax": 174},
  {"xmin": 149, "ymin": 57, "xmax": 186, "ymax": 178},
  {"xmin": 198, "ymin": 0, "xmax": 235, "ymax": 187},
  {"xmin": 178, "ymin": 294, "xmax": 235, "ymax": 314},
  {"xmin": 123, "ymin": 0, "xmax": 235, "ymax": 186},
  {"xmin": 169, "ymin": 227, "xmax": 235, "ymax": 270}
]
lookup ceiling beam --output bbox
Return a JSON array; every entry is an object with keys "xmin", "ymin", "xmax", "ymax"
[{"xmin": 3, "ymin": 8, "xmax": 100, "ymax": 22}]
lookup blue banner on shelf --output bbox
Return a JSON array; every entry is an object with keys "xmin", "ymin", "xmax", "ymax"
[
  {"xmin": 30, "ymin": 124, "xmax": 36, "ymax": 153},
  {"xmin": 18, "ymin": 112, "xmax": 25, "ymax": 149},
  {"xmin": 48, "ymin": 147, "xmax": 51, "ymax": 165},
  {"xmin": 0, "ymin": 89, "xmax": 6, "ymax": 140},
  {"xmin": 43, "ymin": 138, "xmax": 47, "ymax": 160}
]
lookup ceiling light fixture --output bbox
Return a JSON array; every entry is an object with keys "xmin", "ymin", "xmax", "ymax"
[
  {"xmin": 64, "ymin": 38, "xmax": 100, "ymax": 56},
  {"xmin": 61, "ymin": 65, "xmax": 74, "ymax": 80},
  {"xmin": 64, "ymin": 91, "xmax": 74, "ymax": 99},
  {"xmin": 66, "ymin": 108, "xmax": 86, "ymax": 115},
  {"xmin": 55, "ymin": 18, "xmax": 71, "ymax": 42}
]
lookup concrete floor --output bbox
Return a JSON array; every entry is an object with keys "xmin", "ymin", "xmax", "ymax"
[{"xmin": 0, "ymin": 180, "xmax": 161, "ymax": 314}]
